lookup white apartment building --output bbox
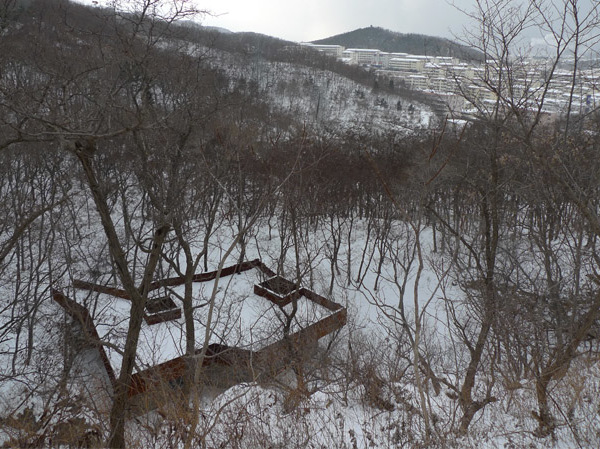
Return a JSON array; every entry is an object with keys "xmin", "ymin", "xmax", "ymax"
[
  {"xmin": 429, "ymin": 77, "xmax": 449, "ymax": 92},
  {"xmin": 407, "ymin": 74, "xmax": 429, "ymax": 90},
  {"xmin": 300, "ymin": 43, "xmax": 345, "ymax": 58},
  {"xmin": 389, "ymin": 57, "xmax": 426, "ymax": 72},
  {"xmin": 431, "ymin": 56, "xmax": 457, "ymax": 65},
  {"xmin": 462, "ymin": 84, "xmax": 498, "ymax": 105},
  {"xmin": 423, "ymin": 62, "xmax": 446, "ymax": 79},
  {"xmin": 304, "ymin": 41, "xmax": 600, "ymax": 115},
  {"xmin": 344, "ymin": 48, "xmax": 382, "ymax": 65},
  {"xmin": 377, "ymin": 52, "xmax": 393, "ymax": 68},
  {"xmin": 447, "ymin": 64, "xmax": 476, "ymax": 81}
]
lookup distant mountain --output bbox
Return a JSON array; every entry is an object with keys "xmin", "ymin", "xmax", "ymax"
[
  {"xmin": 312, "ymin": 26, "xmax": 483, "ymax": 61},
  {"xmin": 178, "ymin": 21, "xmax": 234, "ymax": 34},
  {"xmin": 204, "ymin": 26, "xmax": 234, "ymax": 34}
]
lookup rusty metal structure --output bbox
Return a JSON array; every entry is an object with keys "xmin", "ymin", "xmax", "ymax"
[{"xmin": 53, "ymin": 259, "xmax": 347, "ymax": 415}]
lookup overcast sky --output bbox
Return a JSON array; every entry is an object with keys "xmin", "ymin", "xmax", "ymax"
[
  {"xmin": 74, "ymin": 0, "xmax": 473, "ymax": 43},
  {"xmin": 73, "ymin": 0, "xmax": 600, "ymax": 52},
  {"xmin": 195, "ymin": 0, "xmax": 471, "ymax": 42}
]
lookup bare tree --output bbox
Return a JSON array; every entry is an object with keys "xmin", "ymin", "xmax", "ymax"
[
  {"xmin": 0, "ymin": 0, "xmax": 212, "ymax": 446},
  {"xmin": 450, "ymin": 0, "xmax": 600, "ymax": 437}
]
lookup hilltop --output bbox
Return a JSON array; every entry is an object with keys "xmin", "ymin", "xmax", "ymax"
[{"xmin": 312, "ymin": 26, "xmax": 483, "ymax": 61}]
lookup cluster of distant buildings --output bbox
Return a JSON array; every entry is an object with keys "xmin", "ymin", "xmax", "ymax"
[{"xmin": 301, "ymin": 43, "xmax": 599, "ymax": 117}]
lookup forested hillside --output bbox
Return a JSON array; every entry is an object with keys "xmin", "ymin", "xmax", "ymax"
[
  {"xmin": 175, "ymin": 24, "xmax": 443, "ymax": 114},
  {"xmin": 312, "ymin": 26, "xmax": 484, "ymax": 61},
  {"xmin": 1, "ymin": 1, "xmax": 600, "ymax": 448}
]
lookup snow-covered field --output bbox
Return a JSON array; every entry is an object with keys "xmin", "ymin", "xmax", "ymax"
[{"xmin": 1, "ymin": 185, "xmax": 600, "ymax": 448}]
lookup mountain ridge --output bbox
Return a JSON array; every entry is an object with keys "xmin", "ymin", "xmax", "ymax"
[{"xmin": 312, "ymin": 26, "xmax": 483, "ymax": 61}]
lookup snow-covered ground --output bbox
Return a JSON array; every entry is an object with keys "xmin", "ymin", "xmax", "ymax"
[
  {"xmin": 176, "ymin": 41, "xmax": 437, "ymax": 134},
  {"xmin": 1, "ymin": 197, "xmax": 599, "ymax": 448}
]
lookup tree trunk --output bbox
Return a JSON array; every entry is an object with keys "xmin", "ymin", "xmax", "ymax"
[{"xmin": 75, "ymin": 144, "xmax": 168, "ymax": 448}]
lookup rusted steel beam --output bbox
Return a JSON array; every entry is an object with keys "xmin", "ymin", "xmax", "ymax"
[
  {"xmin": 72, "ymin": 280, "xmax": 130, "ymax": 300},
  {"xmin": 300, "ymin": 287, "xmax": 344, "ymax": 311},
  {"xmin": 128, "ymin": 344, "xmax": 256, "ymax": 396},
  {"xmin": 253, "ymin": 284, "xmax": 302, "ymax": 307},
  {"xmin": 66, "ymin": 260, "xmax": 348, "ymax": 405},
  {"xmin": 74, "ymin": 260, "xmax": 263, "ymax": 295}
]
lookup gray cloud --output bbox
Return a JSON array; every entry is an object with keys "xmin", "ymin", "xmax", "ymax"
[{"xmin": 197, "ymin": 0, "xmax": 473, "ymax": 42}]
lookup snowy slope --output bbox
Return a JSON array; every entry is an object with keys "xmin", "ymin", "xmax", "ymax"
[{"xmin": 174, "ymin": 41, "xmax": 437, "ymax": 134}]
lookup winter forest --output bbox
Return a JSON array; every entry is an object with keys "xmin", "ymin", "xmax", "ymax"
[{"xmin": 1, "ymin": 0, "xmax": 600, "ymax": 447}]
